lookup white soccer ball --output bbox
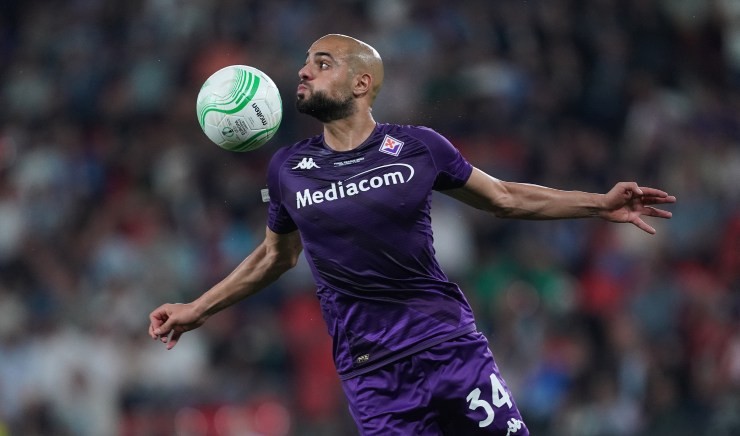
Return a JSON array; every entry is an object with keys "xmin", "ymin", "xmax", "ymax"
[{"xmin": 196, "ymin": 65, "xmax": 282, "ymax": 152}]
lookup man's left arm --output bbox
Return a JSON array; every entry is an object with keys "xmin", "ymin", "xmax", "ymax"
[{"xmin": 443, "ymin": 167, "xmax": 676, "ymax": 234}]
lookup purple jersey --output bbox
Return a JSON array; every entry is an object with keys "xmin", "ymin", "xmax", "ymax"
[{"xmin": 267, "ymin": 123, "xmax": 476, "ymax": 379}]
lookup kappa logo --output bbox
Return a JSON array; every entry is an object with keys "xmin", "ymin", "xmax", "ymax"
[
  {"xmin": 506, "ymin": 418, "xmax": 525, "ymax": 435},
  {"xmin": 292, "ymin": 157, "xmax": 320, "ymax": 170},
  {"xmin": 379, "ymin": 135, "xmax": 404, "ymax": 156}
]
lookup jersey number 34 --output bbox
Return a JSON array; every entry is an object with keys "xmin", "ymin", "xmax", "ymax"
[{"xmin": 466, "ymin": 373, "xmax": 513, "ymax": 428}]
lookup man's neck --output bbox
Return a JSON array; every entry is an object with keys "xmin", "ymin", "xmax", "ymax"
[{"xmin": 323, "ymin": 112, "xmax": 377, "ymax": 152}]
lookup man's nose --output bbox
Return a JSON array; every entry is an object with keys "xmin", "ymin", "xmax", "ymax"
[{"xmin": 298, "ymin": 65, "xmax": 311, "ymax": 80}]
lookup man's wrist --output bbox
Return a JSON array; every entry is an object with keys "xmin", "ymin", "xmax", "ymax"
[
  {"xmin": 191, "ymin": 295, "xmax": 215, "ymax": 319},
  {"xmin": 593, "ymin": 193, "xmax": 609, "ymax": 218}
]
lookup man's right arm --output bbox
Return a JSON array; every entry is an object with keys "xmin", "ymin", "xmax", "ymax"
[{"xmin": 148, "ymin": 227, "xmax": 303, "ymax": 349}]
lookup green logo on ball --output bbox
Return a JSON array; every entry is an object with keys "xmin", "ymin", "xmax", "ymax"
[{"xmin": 222, "ymin": 126, "xmax": 235, "ymax": 137}]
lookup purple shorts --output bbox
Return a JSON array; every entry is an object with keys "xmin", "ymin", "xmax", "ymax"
[{"xmin": 341, "ymin": 331, "xmax": 529, "ymax": 435}]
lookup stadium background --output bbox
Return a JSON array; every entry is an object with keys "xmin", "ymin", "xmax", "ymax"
[{"xmin": 0, "ymin": 0, "xmax": 738, "ymax": 435}]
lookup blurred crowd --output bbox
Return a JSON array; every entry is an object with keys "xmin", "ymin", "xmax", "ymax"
[{"xmin": 0, "ymin": 0, "xmax": 739, "ymax": 435}]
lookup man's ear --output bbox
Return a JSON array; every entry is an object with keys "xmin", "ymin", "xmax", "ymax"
[{"xmin": 353, "ymin": 73, "xmax": 372, "ymax": 97}]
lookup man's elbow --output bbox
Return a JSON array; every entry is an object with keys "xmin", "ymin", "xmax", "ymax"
[
  {"xmin": 282, "ymin": 250, "xmax": 302, "ymax": 270},
  {"xmin": 487, "ymin": 192, "xmax": 516, "ymax": 218},
  {"xmin": 266, "ymin": 247, "xmax": 302, "ymax": 274},
  {"xmin": 491, "ymin": 206, "xmax": 515, "ymax": 218}
]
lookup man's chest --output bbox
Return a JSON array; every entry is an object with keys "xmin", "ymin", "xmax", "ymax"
[{"xmin": 280, "ymin": 144, "xmax": 434, "ymax": 223}]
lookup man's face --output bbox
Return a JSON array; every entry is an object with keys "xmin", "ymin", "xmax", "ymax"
[{"xmin": 296, "ymin": 38, "xmax": 357, "ymax": 122}]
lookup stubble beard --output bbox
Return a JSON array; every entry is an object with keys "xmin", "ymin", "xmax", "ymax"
[{"xmin": 296, "ymin": 89, "xmax": 357, "ymax": 123}]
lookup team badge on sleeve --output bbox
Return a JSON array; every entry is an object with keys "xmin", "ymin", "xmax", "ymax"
[{"xmin": 379, "ymin": 135, "xmax": 404, "ymax": 156}]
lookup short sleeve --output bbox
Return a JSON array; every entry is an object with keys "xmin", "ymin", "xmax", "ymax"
[
  {"xmin": 415, "ymin": 127, "xmax": 473, "ymax": 191},
  {"xmin": 266, "ymin": 148, "xmax": 298, "ymax": 234}
]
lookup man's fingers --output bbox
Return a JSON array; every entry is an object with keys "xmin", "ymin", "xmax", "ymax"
[
  {"xmin": 149, "ymin": 305, "xmax": 170, "ymax": 338},
  {"xmin": 641, "ymin": 197, "xmax": 676, "ymax": 207},
  {"xmin": 167, "ymin": 331, "xmax": 183, "ymax": 350},
  {"xmin": 636, "ymin": 186, "xmax": 669, "ymax": 198},
  {"xmin": 632, "ymin": 217, "xmax": 656, "ymax": 235},
  {"xmin": 149, "ymin": 320, "xmax": 167, "ymax": 340},
  {"xmin": 643, "ymin": 206, "xmax": 673, "ymax": 219},
  {"xmin": 154, "ymin": 317, "xmax": 175, "ymax": 338},
  {"xmin": 147, "ymin": 303, "xmax": 194, "ymax": 349},
  {"xmin": 151, "ymin": 314, "xmax": 186, "ymax": 349},
  {"xmin": 150, "ymin": 309, "xmax": 176, "ymax": 338},
  {"xmin": 636, "ymin": 187, "xmax": 677, "ymax": 207}
]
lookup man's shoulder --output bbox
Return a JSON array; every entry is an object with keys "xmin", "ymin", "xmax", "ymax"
[
  {"xmin": 379, "ymin": 123, "xmax": 446, "ymax": 145},
  {"xmin": 269, "ymin": 135, "xmax": 322, "ymax": 166},
  {"xmin": 379, "ymin": 123, "xmax": 435, "ymax": 135}
]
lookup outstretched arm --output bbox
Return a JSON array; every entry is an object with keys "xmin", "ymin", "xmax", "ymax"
[
  {"xmin": 444, "ymin": 167, "xmax": 676, "ymax": 234},
  {"xmin": 148, "ymin": 227, "xmax": 303, "ymax": 349}
]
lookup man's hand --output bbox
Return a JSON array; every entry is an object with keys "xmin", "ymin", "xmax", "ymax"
[
  {"xmin": 600, "ymin": 182, "xmax": 676, "ymax": 234},
  {"xmin": 148, "ymin": 303, "xmax": 207, "ymax": 350}
]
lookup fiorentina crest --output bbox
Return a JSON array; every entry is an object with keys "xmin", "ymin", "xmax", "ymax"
[{"xmin": 379, "ymin": 135, "xmax": 404, "ymax": 156}]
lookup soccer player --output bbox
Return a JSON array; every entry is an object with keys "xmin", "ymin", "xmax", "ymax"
[{"xmin": 148, "ymin": 34, "xmax": 676, "ymax": 435}]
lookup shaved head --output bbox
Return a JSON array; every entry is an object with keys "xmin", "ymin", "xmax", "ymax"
[{"xmin": 313, "ymin": 34, "xmax": 384, "ymax": 102}]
